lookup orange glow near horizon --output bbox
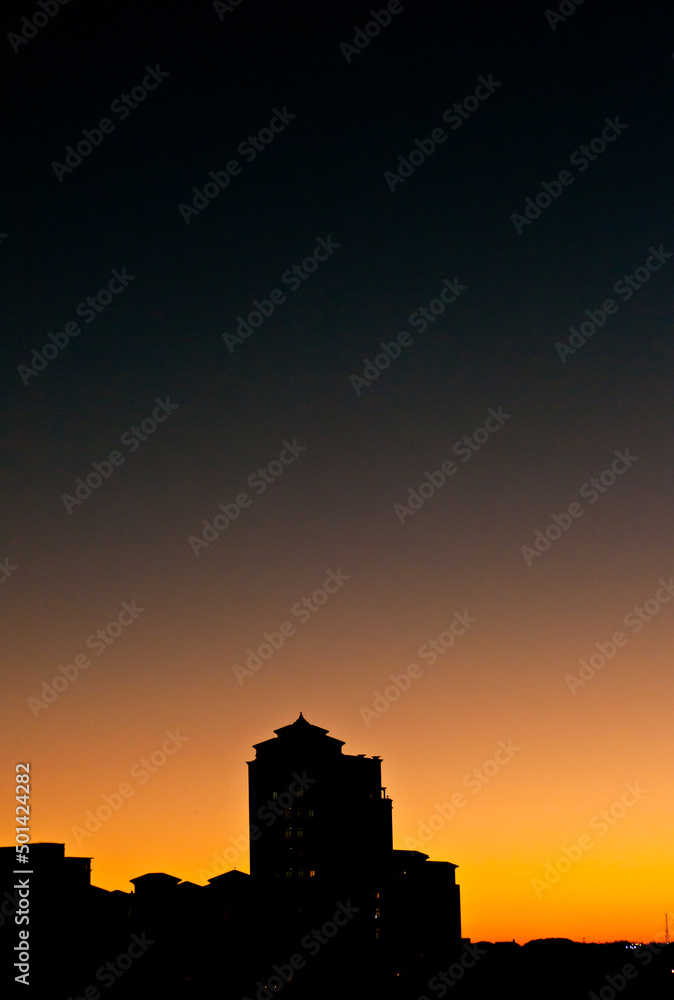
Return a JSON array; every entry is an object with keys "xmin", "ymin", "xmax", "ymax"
[
  {"xmin": 4, "ymin": 0, "xmax": 674, "ymax": 966},
  {"xmin": 5, "ymin": 588, "xmax": 672, "ymax": 945},
  {"xmin": 4, "ymin": 432, "xmax": 673, "ymax": 945}
]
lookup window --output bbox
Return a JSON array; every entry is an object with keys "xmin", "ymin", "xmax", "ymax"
[
  {"xmin": 285, "ymin": 869, "xmax": 292, "ymax": 879},
  {"xmin": 285, "ymin": 827, "xmax": 292, "ymax": 839},
  {"xmin": 309, "ymin": 870, "xmax": 316, "ymax": 878},
  {"xmin": 308, "ymin": 809, "xmax": 315, "ymax": 818},
  {"xmin": 285, "ymin": 808, "xmax": 292, "ymax": 819},
  {"xmin": 272, "ymin": 792, "xmax": 278, "ymax": 800},
  {"xmin": 296, "ymin": 828, "xmax": 303, "ymax": 839}
]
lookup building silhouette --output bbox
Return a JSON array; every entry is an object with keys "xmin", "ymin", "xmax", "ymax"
[
  {"xmin": 1, "ymin": 716, "xmax": 464, "ymax": 996},
  {"xmin": 245, "ymin": 713, "xmax": 462, "ymax": 983},
  {"xmin": 3, "ymin": 719, "xmax": 674, "ymax": 996},
  {"xmin": 248, "ymin": 713, "xmax": 461, "ymax": 978},
  {"xmin": 248, "ymin": 712, "xmax": 393, "ymax": 884}
]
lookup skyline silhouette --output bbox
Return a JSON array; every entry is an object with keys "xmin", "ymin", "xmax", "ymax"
[
  {"xmin": 3, "ymin": 0, "xmax": 673, "ymax": 993},
  {"xmin": 3, "ymin": 715, "xmax": 672, "ymax": 997}
]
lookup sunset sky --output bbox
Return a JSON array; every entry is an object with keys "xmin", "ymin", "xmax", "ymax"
[{"xmin": 2, "ymin": 0, "xmax": 673, "ymax": 945}]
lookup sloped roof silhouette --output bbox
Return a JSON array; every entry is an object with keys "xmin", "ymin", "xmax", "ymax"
[
  {"xmin": 251, "ymin": 712, "xmax": 346, "ymax": 758},
  {"xmin": 130, "ymin": 872, "xmax": 181, "ymax": 887},
  {"xmin": 208, "ymin": 870, "xmax": 251, "ymax": 885},
  {"xmin": 272, "ymin": 711, "xmax": 329, "ymax": 737}
]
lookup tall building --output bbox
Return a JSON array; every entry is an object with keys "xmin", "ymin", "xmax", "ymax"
[
  {"xmin": 247, "ymin": 712, "xmax": 393, "ymax": 888},
  {"xmin": 247, "ymin": 713, "xmax": 462, "ymax": 972},
  {"xmin": 0, "ymin": 719, "xmax": 463, "ymax": 995}
]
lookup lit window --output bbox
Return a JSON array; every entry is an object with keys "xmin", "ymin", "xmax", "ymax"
[
  {"xmin": 375, "ymin": 908, "xmax": 381, "ymax": 919},
  {"xmin": 285, "ymin": 809, "xmax": 292, "ymax": 819},
  {"xmin": 308, "ymin": 809, "xmax": 315, "ymax": 818},
  {"xmin": 285, "ymin": 827, "xmax": 292, "ymax": 839},
  {"xmin": 296, "ymin": 787, "xmax": 303, "ymax": 797},
  {"xmin": 285, "ymin": 869, "xmax": 292, "ymax": 878},
  {"xmin": 296, "ymin": 828, "xmax": 303, "ymax": 839},
  {"xmin": 272, "ymin": 792, "xmax": 278, "ymax": 800},
  {"xmin": 298, "ymin": 869, "xmax": 305, "ymax": 878},
  {"xmin": 309, "ymin": 870, "xmax": 316, "ymax": 878}
]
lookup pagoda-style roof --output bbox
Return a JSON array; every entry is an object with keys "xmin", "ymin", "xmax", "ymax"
[
  {"xmin": 273, "ymin": 712, "xmax": 330, "ymax": 738},
  {"xmin": 250, "ymin": 713, "xmax": 345, "ymax": 759}
]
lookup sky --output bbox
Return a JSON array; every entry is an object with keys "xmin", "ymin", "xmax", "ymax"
[{"xmin": 2, "ymin": 0, "xmax": 673, "ymax": 945}]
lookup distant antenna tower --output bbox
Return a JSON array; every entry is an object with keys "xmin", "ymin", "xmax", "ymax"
[{"xmin": 666, "ymin": 913, "xmax": 670, "ymax": 945}]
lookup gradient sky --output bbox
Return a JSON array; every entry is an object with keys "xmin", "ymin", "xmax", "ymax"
[{"xmin": 2, "ymin": 0, "xmax": 673, "ymax": 945}]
